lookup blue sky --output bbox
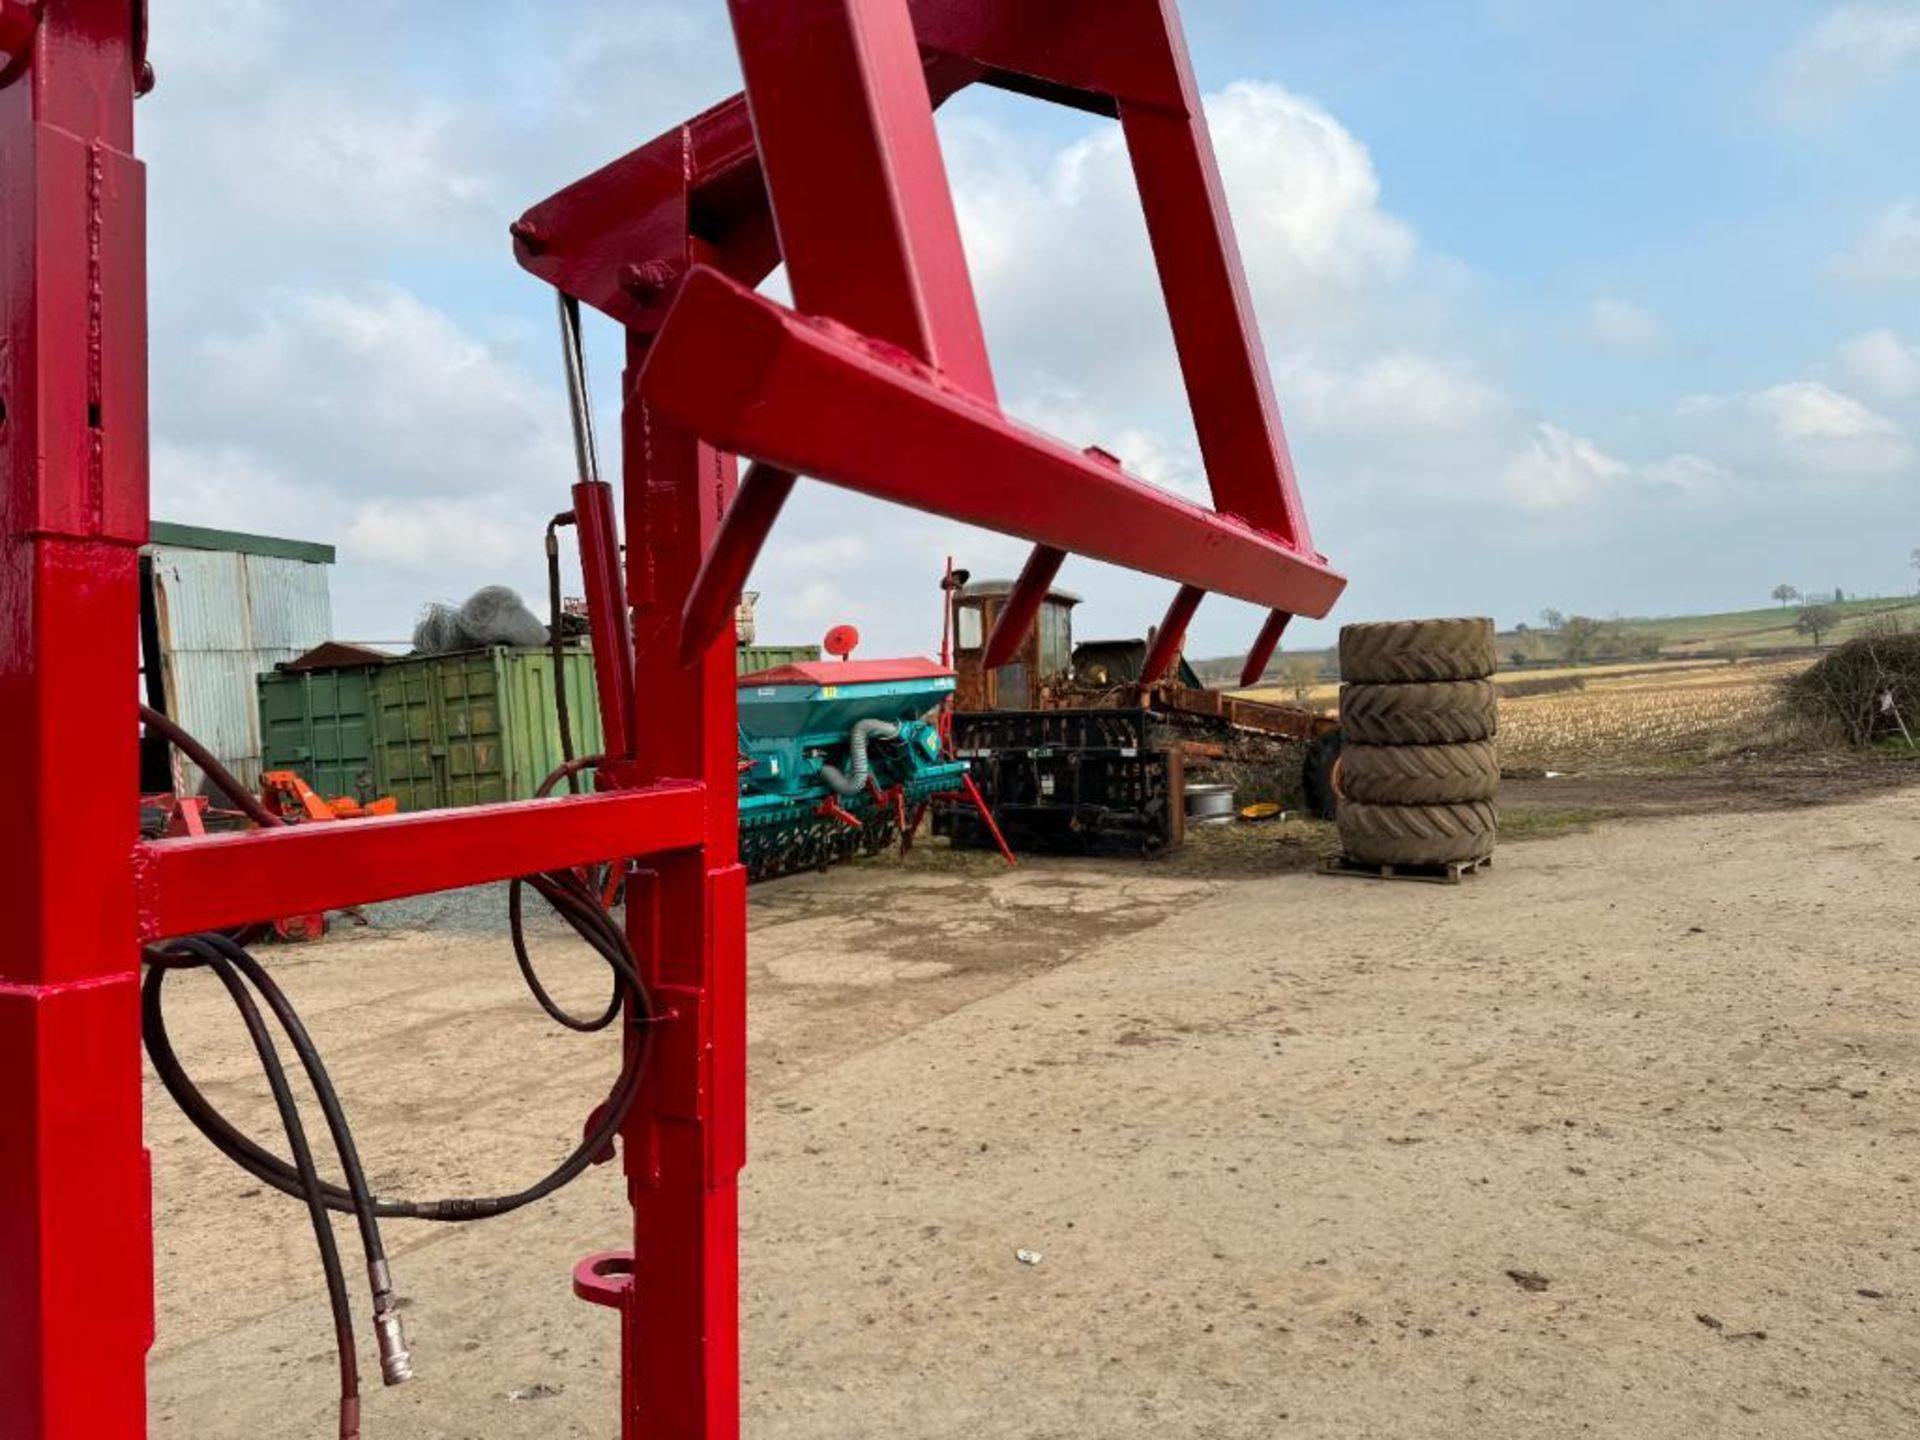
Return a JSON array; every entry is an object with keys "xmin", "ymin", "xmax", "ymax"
[{"xmin": 144, "ymin": 1, "xmax": 1920, "ymax": 658}]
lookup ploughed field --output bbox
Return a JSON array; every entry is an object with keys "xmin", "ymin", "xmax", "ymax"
[{"xmin": 1495, "ymin": 658, "xmax": 1809, "ymax": 770}]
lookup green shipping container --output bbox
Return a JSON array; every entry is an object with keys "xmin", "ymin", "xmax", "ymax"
[
  {"xmin": 259, "ymin": 642, "xmax": 819, "ymax": 814},
  {"xmin": 737, "ymin": 644, "xmax": 820, "ymax": 674},
  {"xmin": 259, "ymin": 667, "xmax": 382, "ymax": 800},
  {"xmin": 372, "ymin": 648, "xmax": 605, "ymax": 812}
]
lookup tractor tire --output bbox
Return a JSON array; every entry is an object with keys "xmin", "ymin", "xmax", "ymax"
[
  {"xmin": 1339, "ymin": 617, "xmax": 1498, "ymax": 684},
  {"xmin": 1339, "ymin": 680, "xmax": 1498, "ymax": 746},
  {"xmin": 1338, "ymin": 799, "xmax": 1498, "ymax": 867},
  {"xmin": 1339, "ymin": 740, "xmax": 1500, "ymax": 806},
  {"xmin": 1301, "ymin": 729, "xmax": 1344, "ymax": 821}
]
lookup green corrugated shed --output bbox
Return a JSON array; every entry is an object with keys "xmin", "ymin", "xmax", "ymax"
[
  {"xmin": 258, "ymin": 667, "xmax": 379, "ymax": 799},
  {"xmin": 372, "ymin": 647, "xmax": 605, "ymax": 812}
]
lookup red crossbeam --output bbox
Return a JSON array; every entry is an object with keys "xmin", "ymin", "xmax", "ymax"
[
  {"xmin": 642, "ymin": 268, "xmax": 1346, "ymax": 617},
  {"xmin": 133, "ymin": 785, "xmax": 706, "ymax": 941}
]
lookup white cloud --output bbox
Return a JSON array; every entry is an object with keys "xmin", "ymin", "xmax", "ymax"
[
  {"xmin": 147, "ymin": 0, "xmax": 287, "ymax": 80},
  {"xmin": 189, "ymin": 286, "xmax": 571, "ymax": 498},
  {"xmin": 1778, "ymin": 4, "xmax": 1920, "ymax": 114},
  {"xmin": 1276, "ymin": 352, "xmax": 1511, "ymax": 438},
  {"xmin": 1841, "ymin": 328, "xmax": 1920, "ymax": 397},
  {"xmin": 1206, "ymin": 82, "xmax": 1419, "ymax": 296},
  {"xmin": 151, "ymin": 442, "xmax": 308, "ymax": 533},
  {"xmin": 950, "ymin": 78, "xmax": 1419, "ymax": 410},
  {"xmin": 1589, "ymin": 298, "xmax": 1666, "ymax": 350},
  {"xmin": 1836, "ymin": 202, "xmax": 1920, "ymax": 284},
  {"xmin": 152, "ymin": 285, "xmax": 578, "ymax": 637},
  {"xmin": 1750, "ymin": 381, "xmax": 1912, "ymax": 474},
  {"xmin": 148, "ymin": 86, "xmax": 494, "ymax": 248},
  {"xmin": 1500, "ymin": 424, "xmax": 1631, "ymax": 510},
  {"xmin": 346, "ymin": 498, "xmax": 529, "ymax": 573},
  {"xmin": 1484, "ymin": 430, "xmax": 1727, "ymax": 514},
  {"xmin": 1639, "ymin": 453, "xmax": 1735, "ymax": 498}
]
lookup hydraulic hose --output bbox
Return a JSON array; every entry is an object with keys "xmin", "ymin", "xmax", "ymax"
[
  {"xmin": 145, "ymin": 936, "xmax": 364, "ymax": 1439},
  {"xmin": 143, "ymin": 933, "xmax": 408, "ymax": 1384},
  {"xmin": 140, "ymin": 724, "xmax": 649, "ymax": 1431},
  {"xmin": 819, "ymin": 718, "xmax": 902, "ymax": 796},
  {"xmin": 141, "ymin": 703, "xmax": 282, "ymax": 829},
  {"xmin": 545, "ymin": 511, "xmax": 579, "ymax": 793},
  {"xmin": 143, "ymin": 873, "xmax": 649, "ymax": 1222}
]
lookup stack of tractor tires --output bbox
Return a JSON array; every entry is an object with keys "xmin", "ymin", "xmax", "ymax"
[{"xmin": 1336, "ymin": 618, "xmax": 1500, "ymax": 868}]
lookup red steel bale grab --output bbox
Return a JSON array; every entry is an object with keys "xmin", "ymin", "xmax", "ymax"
[{"xmin": 0, "ymin": 3, "xmax": 1342, "ymax": 1440}]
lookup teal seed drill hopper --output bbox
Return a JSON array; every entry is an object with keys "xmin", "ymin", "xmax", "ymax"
[{"xmin": 735, "ymin": 649, "xmax": 969, "ymax": 880}]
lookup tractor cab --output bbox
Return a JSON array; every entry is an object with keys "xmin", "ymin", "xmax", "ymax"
[
  {"xmin": 949, "ymin": 579, "xmax": 1080, "ymax": 711},
  {"xmin": 949, "ymin": 579, "xmax": 1202, "ymax": 709}
]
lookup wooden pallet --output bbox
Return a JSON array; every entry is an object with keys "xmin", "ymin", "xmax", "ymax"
[{"xmin": 1318, "ymin": 853, "xmax": 1494, "ymax": 886}]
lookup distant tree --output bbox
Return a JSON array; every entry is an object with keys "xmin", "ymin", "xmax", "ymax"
[
  {"xmin": 1795, "ymin": 604, "xmax": 1840, "ymax": 647},
  {"xmin": 1540, "ymin": 607, "xmax": 1566, "ymax": 633},
  {"xmin": 1559, "ymin": 615, "xmax": 1604, "ymax": 663},
  {"xmin": 1510, "ymin": 649, "xmax": 1530, "ymax": 670},
  {"xmin": 1278, "ymin": 655, "xmax": 1321, "ymax": 703},
  {"xmin": 1771, "ymin": 583, "xmax": 1799, "ymax": 607},
  {"xmin": 1590, "ymin": 621, "xmax": 1634, "ymax": 662},
  {"xmin": 1513, "ymin": 621, "xmax": 1531, "ymax": 635}
]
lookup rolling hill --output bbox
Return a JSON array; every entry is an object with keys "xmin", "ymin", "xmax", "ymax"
[{"xmin": 1196, "ymin": 594, "xmax": 1920, "ymax": 689}]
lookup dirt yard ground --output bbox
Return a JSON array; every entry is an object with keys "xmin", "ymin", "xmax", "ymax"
[{"xmin": 146, "ymin": 772, "xmax": 1920, "ymax": 1439}]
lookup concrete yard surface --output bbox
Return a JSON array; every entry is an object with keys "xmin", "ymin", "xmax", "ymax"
[{"xmin": 147, "ymin": 789, "xmax": 1920, "ymax": 1438}]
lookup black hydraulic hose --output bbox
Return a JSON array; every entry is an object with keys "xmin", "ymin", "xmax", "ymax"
[
  {"xmin": 141, "ymin": 702, "xmax": 282, "ymax": 948},
  {"xmin": 140, "ymin": 703, "xmax": 283, "ymax": 829},
  {"xmin": 545, "ymin": 512, "xmax": 580, "ymax": 794},
  {"xmin": 134, "ymin": 699, "xmax": 651, "ymax": 1432},
  {"xmin": 142, "ymin": 750, "xmax": 650, "ymax": 1225},
  {"xmin": 149, "ymin": 933, "xmax": 411, "ymax": 1384},
  {"xmin": 140, "ymin": 717, "xmax": 651, "ymax": 1435},
  {"xmin": 143, "ymin": 880, "xmax": 646, "ymax": 1222},
  {"xmin": 145, "ymin": 937, "xmax": 363, "ymax": 1440},
  {"xmin": 508, "ymin": 872, "xmax": 623, "ymax": 1032},
  {"xmin": 507, "ymin": 754, "xmax": 619, "ymax": 1031}
]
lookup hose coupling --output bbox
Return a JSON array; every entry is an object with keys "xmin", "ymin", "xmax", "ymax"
[
  {"xmin": 369, "ymin": 1261, "xmax": 413, "ymax": 1385},
  {"xmin": 374, "ymin": 1305, "xmax": 413, "ymax": 1385}
]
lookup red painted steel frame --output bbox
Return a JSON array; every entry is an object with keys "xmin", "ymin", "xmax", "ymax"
[
  {"xmin": 2, "ymin": 5, "xmax": 152, "ymax": 1433},
  {"xmin": 514, "ymin": 7, "xmax": 1348, "ymax": 1426},
  {"xmin": 2, "ymin": 6, "xmax": 736, "ymax": 1440},
  {"xmin": 4, "ymin": 3, "xmax": 1342, "ymax": 1440}
]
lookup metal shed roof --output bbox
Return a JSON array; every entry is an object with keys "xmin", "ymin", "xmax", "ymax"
[{"xmin": 148, "ymin": 521, "xmax": 336, "ymax": 566}]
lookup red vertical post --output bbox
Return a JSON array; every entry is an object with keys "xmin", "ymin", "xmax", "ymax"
[
  {"xmin": 0, "ymin": 3, "xmax": 152, "ymax": 1437},
  {"xmin": 615, "ymin": 333, "xmax": 747, "ymax": 1440},
  {"xmin": 725, "ymin": 0, "xmax": 998, "ymax": 399}
]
